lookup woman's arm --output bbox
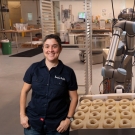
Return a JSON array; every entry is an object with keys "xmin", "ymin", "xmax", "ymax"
[
  {"xmin": 57, "ymin": 90, "xmax": 78, "ymax": 133},
  {"xmin": 20, "ymin": 82, "xmax": 31, "ymax": 128},
  {"xmin": 67, "ymin": 90, "xmax": 78, "ymax": 118}
]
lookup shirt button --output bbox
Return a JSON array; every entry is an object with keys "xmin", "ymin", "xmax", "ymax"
[{"xmin": 44, "ymin": 104, "xmax": 46, "ymax": 106}]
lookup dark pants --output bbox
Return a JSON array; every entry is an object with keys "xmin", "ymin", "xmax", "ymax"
[{"xmin": 24, "ymin": 125, "xmax": 69, "ymax": 135}]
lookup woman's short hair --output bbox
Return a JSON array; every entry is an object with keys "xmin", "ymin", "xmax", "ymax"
[{"xmin": 43, "ymin": 34, "xmax": 62, "ymax": 47}]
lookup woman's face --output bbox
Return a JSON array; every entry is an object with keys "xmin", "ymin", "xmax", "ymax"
[{"xmin": 43, "ymin": 38, "xmax": 62, "ymax": 63}]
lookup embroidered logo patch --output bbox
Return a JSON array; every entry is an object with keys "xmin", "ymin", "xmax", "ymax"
[{"xmin": 55, "ymin": 75, "xmax": 65, "ymax": 81}]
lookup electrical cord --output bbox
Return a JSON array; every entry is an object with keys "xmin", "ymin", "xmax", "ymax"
[
  {"xmin": 131, "ymin": 0, "xmax": 135, "ymax": 21},
  {"xmin": 111, "ymin": 0, "xmax": 115, "ymax": 19},
  {"xmin": 99, "ymin": 78, "xmax": 111, "ymax": 94}
]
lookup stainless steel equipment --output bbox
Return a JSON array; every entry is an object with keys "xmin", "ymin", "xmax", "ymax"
[{"xmin": 78, "ymin": 34, "xmax": 110, "ymax": 64}]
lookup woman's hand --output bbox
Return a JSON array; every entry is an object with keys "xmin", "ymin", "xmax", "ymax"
[
  {"xmin": 20, "ymin": 115, "xmax": 30, "ymax": 128},
  {"xmin": 57, "ymin": 119, "xmax": 70, "ymax": 133}
]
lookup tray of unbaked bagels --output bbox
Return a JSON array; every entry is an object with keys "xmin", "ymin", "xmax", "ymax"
[{"xmin": 70, "ymin": 98, "xmax": 135, "ymax": 130}]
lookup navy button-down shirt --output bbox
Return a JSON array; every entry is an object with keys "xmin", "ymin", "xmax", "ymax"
[{"xmin": 23, "ymin": 59, "xmax": 78, "ymax": 131}]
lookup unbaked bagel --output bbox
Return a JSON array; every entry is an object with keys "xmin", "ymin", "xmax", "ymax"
[
  {"xmin": 74, "ymin": 111, "xmax": 85, "ymax": 120},
  {"xmin": 119, "ymin": 99, "xmax": 130, "ymax": 106},
  {"xmin": 119, "ymin": 118, "xmax": 132, "ymax": 128},
  {"xmin": 105, "ymin": 111, "xmax": 116, "ymax": 120},
  {"xmin": 89, "ymin": 111, "xmax": 101, "ymax": 120},
  {"xmin": 92, "ymin": 99, "xmax": 103, "ymax": 106},
  {"xmin": 132, "ymin": 105, "xmax": 135, "ymax": 112},
  {"xmin": 105, "ymin": 99, "xmax": 116, "ymax": 106},
  {"xmin": 91, "ymin": 105, "xmax": 101, "ymax": 112},
  {"xmin": 132, "ymin": 99, "xmax": 135, "ymax": 105},
  {"xmin": 119, "ymin": 105, "xmax": 130, "ymax": 113},
  {"xmin": 77, "ymin": 105, "xmax": 89, "ymax": 113},
  {"xmin": 80, "ymin": 99, "xmax": 91, "ymax": 106},
  {"xmin": 86, "ymin": 118, "xmax": 99, "ymax": 129},
  {"xmin": 103, "ymin": 118, "xmax": 115, "ymax": 128},
  {"xmin": 70, "ymin": 119, "xmax": 83, "ymax": 129},
  {"xmin": 105, "ymin": 105, "xmax": 116, "ymax": 112},
  {"xmin": 120, "ymin": 111, "xmax": 132, "ymax": 120}
]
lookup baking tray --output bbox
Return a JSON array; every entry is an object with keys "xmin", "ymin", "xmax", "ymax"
[{"xmin": 69, "ymin": 93, "xmax": 135, "ymax": 135}]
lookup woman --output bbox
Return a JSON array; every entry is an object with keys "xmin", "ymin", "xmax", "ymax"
[{"xmin": 20, "ymin": 34, "xmax": 78, "ymax": 135}]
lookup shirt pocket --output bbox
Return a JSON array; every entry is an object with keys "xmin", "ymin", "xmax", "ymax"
[
  {"xmin": 32, "ymin": 75, "xmax": 44, "ymax": 83},
  {"xmin": 32, "ymin": 75, "xmax": 47, "ymax": 95},
  {"xmin": 52, "ymin": 78, "xmax": 67, "ymax": 95}
]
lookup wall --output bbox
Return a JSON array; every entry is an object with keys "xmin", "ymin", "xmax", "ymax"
[
  {"xmin": 92, "ymin": 0, "xmax": 135, "ymax": 20},
  {"xmin": 59, "ymin": 0, "xmax": 135, "ymax": 20},
  {"xmin": 8, "ymin": 1, "xmax": 21, "ymax": 25},
  {"xmin": 60, "ymin": 1, "xmax": 84, "ymax": 22},
  {"xmin": 125, "ymin": 0, "xmax": 134, "ymax": 8},
  {"xmin": 92, "ymin": 0, "xmax": 125, "ymax": 20},
  {"xmin": 59, "ymin": 0, "xmax": 127, "ymax": 31},
  {"xmin": 20, "ymin": 1, "xmax": 40, "ymax": 25},
  {"xmin": 59, "ymin": 1, "xmax": 84, "ymax": 31},
  {"xmin": 2, "ymin": 0, "xmax": 40, "ymax": 29}
]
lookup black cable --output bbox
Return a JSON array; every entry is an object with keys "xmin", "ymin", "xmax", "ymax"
[
  {"xmin": 111, "ymin": 0, "xmax": 115, "ymax": 19},
  {"xmin": 0, "ymin": 0, "xmax": 5, "ymax": 30},
  {"xmin": 99, "ymin": 78, "xmax": 112, "ymax": 94},
  {"xmin": 131, "ymin": 0, "xmax": 135, "ymax": 21},
  {"xmin": 0, "ymin": 9, "xmax": 2, "ymax": 29},
  {"xmin": 99, "ymin": 78, "xmax": 106, "ymax": 94}
]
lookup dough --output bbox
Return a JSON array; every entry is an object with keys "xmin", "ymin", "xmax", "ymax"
[
  {"xmin": 77, "ymin": 105, "xmax": 89, "ymax": 113},
  {"xmin": 119, "ymin": 99, "xmax": 130, "ymax": 106},
  {"xmin": 105, "ymin": 99, "xmax": 116, "ymax": 106},
  {"xmin": 132, "ymin": 105, "xmax": 135, "ymax": 112},
  {"xmin": 86, "ymin": 118, "xmax": 99, "ymax": 129},
  {"xmin": 92, "ymin": 99, "xmax": 103, "ymax": 106},
  {"xmin": 119, "ymin": 105, "xmax": 130, "ymax": 113},
  {"xmin": 132, "ymin": 99, "xmax": 135, "ymax": 105},
  {"xmin": 91, "ymin": 105, "xmax": 101, "ymax": 112},
  {"xmin": 105, "ymin": 111, "xmax": 116, "ymax": 120},
  {"xmin": 120, "ymin": 111, "xmax": 132, "ymax": 119},
  {"xmin": 89, "ymin": 111, "xmax": 101, "ymax": 120},
  {"xmin": 103, "ymin": 118, "xmax": 115, "ymax": 128},
  {"xmin": 80, "ymin": 99, "xmax": 91, "ymax": 106},
  {"xmin": 119, "ymin": 118, "xmax": 132, "ymax": 128},
  {"xmin": 71, "ymin": 119, "xmax": 83, "ymax": 129},
  {"xmin": 105, "ymin": 105, "xmax": 116, "ymax": 112},
  {"xmin": 74, "ymin": 111, "xmax": 85, "ymax": 120}
]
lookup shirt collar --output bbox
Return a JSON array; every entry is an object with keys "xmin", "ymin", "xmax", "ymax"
[
  {"xmin": 40, "ymin": 59, "xmax": 46, "ymax": 68},
  {"xmin": 39, "ymin": 59, "xmax": 64, "ymax": 74},
  {"xmin": 55, "ymin": 60, "xmax": 64, "ymax": 74}
]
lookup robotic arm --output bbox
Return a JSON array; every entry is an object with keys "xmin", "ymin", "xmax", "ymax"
[{"xmin": 101, "ymin": 20, "xmax": 135, "ymax": 93}]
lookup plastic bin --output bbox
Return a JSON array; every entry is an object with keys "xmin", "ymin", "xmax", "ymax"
[
  {"xmin": 69, "ymin": 34, "xmax": 75, "ymax": 44},
  {"xmin": 1, "ymin": 40, "xmax": 12, "ymax": 55}
]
